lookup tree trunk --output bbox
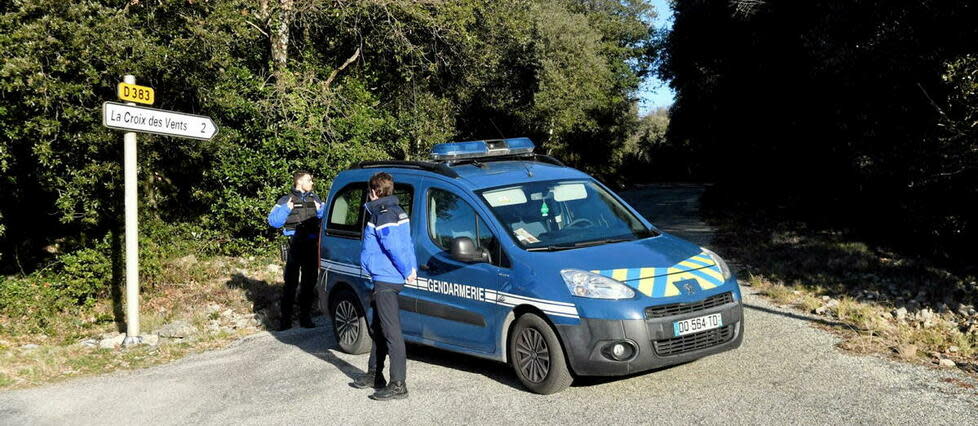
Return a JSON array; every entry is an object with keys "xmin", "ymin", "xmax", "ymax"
[{"xmin": 269, "ymin": 0, "xmax": 293, "ymax": 80}]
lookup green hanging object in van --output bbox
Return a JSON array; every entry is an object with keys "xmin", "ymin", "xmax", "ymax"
[{"xmin": 541, "ymin": 201, "xmax": 550, "ymax": 217}]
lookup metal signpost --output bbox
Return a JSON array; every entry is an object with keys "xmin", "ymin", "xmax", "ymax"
[{"xmin": 103, "ymin": 75, "xmax": 219, "ymax": 346}]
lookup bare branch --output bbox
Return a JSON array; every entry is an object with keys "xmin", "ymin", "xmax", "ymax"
[
  {"xmin": 245, "ymin": 20, "xmax": 269, "ymax": 38},
  {"xmin": 324, "ymin": 47, "xmax": 362, "ymax": 89}
]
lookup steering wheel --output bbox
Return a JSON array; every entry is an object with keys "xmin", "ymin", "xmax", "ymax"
[{"xmin": 567, "ymin": 218, "xmax": 594, "ymax": 228}]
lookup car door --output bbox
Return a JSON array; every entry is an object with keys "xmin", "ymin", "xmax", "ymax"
[
  {"xmin": 414, "ymin": 179, "xmax": 511, "ymax": 353},
  {"xmin": 321, "ymin": 177, "xmax": 422, "ymax": 337}
]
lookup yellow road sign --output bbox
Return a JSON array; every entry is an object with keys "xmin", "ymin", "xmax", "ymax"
[{"xmin": 117, "ymin": 82, "xmax": 155, "ymax": 105}]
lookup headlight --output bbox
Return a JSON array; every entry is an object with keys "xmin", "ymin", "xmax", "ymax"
[
  {"xmin": 561, "ymin": 269, "xmax": 635, "ymax": 299},
  {"xmin": 702, "ymin": 248, "xmax": 732, "ymax": 281}
]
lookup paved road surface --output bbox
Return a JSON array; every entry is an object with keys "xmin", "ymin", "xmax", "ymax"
[{"xmin": 2, "ymin": 185, "xmax": 976, "ymax": 424}]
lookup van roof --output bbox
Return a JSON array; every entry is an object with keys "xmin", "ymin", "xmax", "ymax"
[{"xmin": 352, "ymin": 156, "xmax": 592, "ymax": 190}]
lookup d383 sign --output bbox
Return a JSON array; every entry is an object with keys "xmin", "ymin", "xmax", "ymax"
[{"xmin": 117, "ymin": 82, "xmax": 155, "ymax": 105}]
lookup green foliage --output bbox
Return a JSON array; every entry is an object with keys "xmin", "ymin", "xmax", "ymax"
[
  {"xmin": 58, "ymin": 247, "xmax": 111, "ymax": 307},
  {"xmin": 0, "ymin": 0, "xmax": 661, "ymax": 330},
  {"xmin": 660, "ymin": 0, "xmax": 978, "ymax": 264}
]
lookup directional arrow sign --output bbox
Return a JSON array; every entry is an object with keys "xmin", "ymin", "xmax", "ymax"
[{"xmin": 102, "ymin": 101, "xmax": 218, "ymax": 141}]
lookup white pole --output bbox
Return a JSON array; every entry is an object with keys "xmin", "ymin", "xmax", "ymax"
[{"xmin": 122, "ymin": 74, "xmax": 142, "ymax": 346}]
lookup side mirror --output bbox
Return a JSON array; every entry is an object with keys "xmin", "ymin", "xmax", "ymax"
[{"xmin": 450, "ymin": 237, "xmax": 490, "ymax": 263}]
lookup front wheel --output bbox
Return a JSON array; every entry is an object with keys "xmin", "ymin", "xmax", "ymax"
[
  {"xmin": 330, "ymin": 289, "xmax": 371, "ymax": 354},
  {"xmin": 508, "ymin": 313, "xmax": 573, "ymax": 394}
]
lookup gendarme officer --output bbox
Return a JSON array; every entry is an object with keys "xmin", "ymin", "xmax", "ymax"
[{"xmin": 267, "ymin": 170, "xmax": 325, "ymax": 331}]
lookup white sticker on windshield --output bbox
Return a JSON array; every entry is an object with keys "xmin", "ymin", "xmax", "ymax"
[
  {"xmin": 513, "ymin": 227, "xmax": 541, "ymax": 244},
  {"xmin": 553, "ymin": 183, "xmax": 587, "ymax": 202},
  {"xmin": 483, "ymin": 187, "xmax": 527, "ymax": 207}
]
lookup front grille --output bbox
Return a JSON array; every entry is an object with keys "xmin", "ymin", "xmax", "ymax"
[
  {"xmin": 645, "ymin": 292, "xmax": 733, "ymax": 319},
  {"xmin": 653, "ymin": 325, "xmax": 735, "ymax": 356}
]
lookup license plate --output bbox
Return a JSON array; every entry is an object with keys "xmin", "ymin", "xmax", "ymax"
[{"xmin": 673, "ymin": 313, "xmax": 723, "ymax": 337}]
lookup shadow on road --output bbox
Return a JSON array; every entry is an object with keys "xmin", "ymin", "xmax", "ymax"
[
  {"xmin": 225, "ymin": 272, "xmax": 525, "ymax": 390},
  {"xmin": 743, "ymin": 302, "xmax": 852, "ymax": 328}
]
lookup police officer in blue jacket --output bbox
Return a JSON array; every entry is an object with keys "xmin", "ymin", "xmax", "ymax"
[
  {"xmin": 267, "ymin": 171, "xmax": 326, "ymax": 331},
  {"xmin": 351, "ymin": 172, "xmax": 417, "ymax": 401}
]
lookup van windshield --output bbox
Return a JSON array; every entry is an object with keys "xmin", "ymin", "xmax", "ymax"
[{"xmin": 477, "ymin": 180, "xmax": 657, "ymax": 251}]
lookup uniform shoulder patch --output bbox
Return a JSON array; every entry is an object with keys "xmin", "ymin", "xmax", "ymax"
[{"xmin": 398, "ymin": 213, "xmax": 408, "ymax": 220}]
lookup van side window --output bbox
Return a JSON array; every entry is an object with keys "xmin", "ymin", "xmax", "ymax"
[
  {"xmin": 392, "ymin": 184, "xmax": 414, "ymax": 218},
  {"xmin": 427, "ymin": 188, "xmax": 506, "ymax": 267},
  {"xmin": 326, "ymin": 183, "xmax": 366, "ymax": 238}
]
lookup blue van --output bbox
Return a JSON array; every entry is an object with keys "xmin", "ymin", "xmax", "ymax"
[{"xmin": 316, "ymin": 138, "xmax": 744, "ymax": 394}]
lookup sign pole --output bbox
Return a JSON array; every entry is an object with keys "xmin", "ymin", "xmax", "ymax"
[{"xmin": 122, "ymin": 74, "xmax": 142, "ymax": 346}]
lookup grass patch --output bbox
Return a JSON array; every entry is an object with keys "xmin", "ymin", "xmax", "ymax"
[{"xmin": 0, "ymin": 251, "xmax": 290, "ymax": 390}]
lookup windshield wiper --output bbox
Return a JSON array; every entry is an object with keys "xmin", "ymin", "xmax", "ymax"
[
  {"xmin": 526, "ymin": 238, "xmax": 632, "ymax": 251},
  {"xmin": 572, "ymin": 237, "xmax": 633, "ymax": 248},
  {"xmin": 526, "ymin": 244, "xmax": 578, "ymax": 252}
]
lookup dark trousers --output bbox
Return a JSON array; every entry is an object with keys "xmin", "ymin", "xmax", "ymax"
[
  {"xmin": 368, "ymin": 281, "xmax": 406, "ymax": 383},
  {"xmin": 282, "ymin": 237, "xmax": 317, "ymax": 322}
]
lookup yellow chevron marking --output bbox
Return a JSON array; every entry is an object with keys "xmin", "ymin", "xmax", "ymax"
[
  {"xmin": 638, "ymin": 267, "xmax": 655, "ymax": 296},
  {"xmin": 611, "ymin": 268, "xmax": 629, "ymax": 282},
  {"xmin": 690, "ymin": 254, "xmax": 715, "ymax": 265},
  {"xmin": 699, "ymin": 277, "xmax": 717, "ymax": 289}
]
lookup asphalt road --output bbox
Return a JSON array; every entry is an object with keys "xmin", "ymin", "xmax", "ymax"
[{"xmin": 2, "ymin": 185, "xmax": 976, "ymax": 424}]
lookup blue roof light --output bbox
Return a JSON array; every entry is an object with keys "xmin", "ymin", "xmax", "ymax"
[{"xmin": 431, "ymin": 137, "xmax": 535, "ymax": 161}]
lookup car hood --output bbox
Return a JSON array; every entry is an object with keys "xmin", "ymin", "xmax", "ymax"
[{"xmin": 530, "ymin": 233, "xmax": 727, "ymax": 298}]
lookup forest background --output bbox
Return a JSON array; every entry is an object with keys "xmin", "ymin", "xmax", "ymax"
[{"xmin": 1, "ymin": 0, "xmax": 975, "ymax": 340}]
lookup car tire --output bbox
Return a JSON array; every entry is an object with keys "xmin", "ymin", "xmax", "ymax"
[
  {"xmin": 330, "ymin": 288, "xmax": 371, "ymax": 355},
  {"xmin": 508, "ymin": 313, "xmax": 573, "ymax": 394}
]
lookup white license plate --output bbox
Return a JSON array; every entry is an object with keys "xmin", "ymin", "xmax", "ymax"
[{"xmin": 673, "ymin": 313, "xmax": 723, "ymax": 337}]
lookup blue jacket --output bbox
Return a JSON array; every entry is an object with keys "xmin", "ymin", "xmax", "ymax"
[
  {"xmin": 267, "ymin": 190, "xmax": 326, "ymax": 239},
  {"xmin": 361, "ymin": 195, "xmax": 417, "ymax": 284}
]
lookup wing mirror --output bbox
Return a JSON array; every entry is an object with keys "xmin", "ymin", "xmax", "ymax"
[{"xmin": 450, "ymin": 237, "xmax": 490, "ymax": 263}]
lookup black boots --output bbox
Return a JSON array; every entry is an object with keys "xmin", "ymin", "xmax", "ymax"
[
  {"xmin": 351, "ymin": 370, "xmax": 387, "ymax": 390},
  {"xmin": 369, "ymin": 381, "xmax": 408, "ymax": 401}
]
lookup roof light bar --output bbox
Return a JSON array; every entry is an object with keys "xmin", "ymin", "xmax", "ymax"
[{"xmin": 431, "ymin": 137, "xmax": 535, "ymax": 161}]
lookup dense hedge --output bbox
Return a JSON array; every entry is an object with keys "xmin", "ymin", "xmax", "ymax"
[{"xmin": 0, "ymin": 0, "xmax": 659, "ymax": 276}]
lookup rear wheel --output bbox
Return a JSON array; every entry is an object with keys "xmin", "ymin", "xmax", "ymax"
[
  {"xmin": 508, "ymin": 313, "xmax": 573, "ymax": 394},
  {"xmin": 330, "ymin": 289, "xmax": 371, "ymax": 354}
]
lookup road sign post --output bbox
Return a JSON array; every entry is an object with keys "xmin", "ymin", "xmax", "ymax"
[
  {"xmin": 104, "ymin": 76, "xmax": 218, "ymax": 346},
  {"xmin": 122, "ymin": 75, "xmax": 142, "ymax": 347}
]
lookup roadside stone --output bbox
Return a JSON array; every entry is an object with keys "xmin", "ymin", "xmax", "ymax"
[
  {"xmin": 919, "ymin": 308, "xmax": 935, "ymax": 322},
  {"xmin": 892, "ymin": 307, "xmax": 908, "ymax": 320},
  {"xmin": 949, "ymin": 345, "xmax": 959, "ymax": 353},
  {"xmin": 20, "ymin": 344, "xmax": 40, "ymax": 350},
  {"xmin": 157, "ymin": 320, "xmax": 196, "ymax": 338},
  {"xmin": 814, "ymin": 306, "xmax": 829, "ymax": 315},
  {"xmin": 267, "ymin": 263, "xmax": 282, "ymax": 274},
  {"xmin": 99, "ymin": 333, "xmax": 126, "ymax": 349},
  {"xmin": 80, "ymin": 339, "xmax": 98, "ymax": 348},
  {"xmin": 826, "ymin": 299, "xmax": 840, "ymax": 309},
  {"xmin": 939, "ymin": 358, "xmax": 956, "ymax": 368},
  {"xmin": 821, "ymin": 295, "xmax": 831, "ymax": 301},
  {"xmin": 142, "ymin": 334, "xmax": 160, "ymax": 346}
]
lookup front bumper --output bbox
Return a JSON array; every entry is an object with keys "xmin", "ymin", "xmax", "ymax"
[{"xmin": 555, "ymin": 300, "xmax": 744, "ymax": 376}]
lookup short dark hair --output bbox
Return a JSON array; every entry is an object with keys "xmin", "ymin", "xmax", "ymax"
[
  {"xmin": 293, "ymin": 170, "xmax": 312, "ymax": 185},
  {"xmin": 369, "ymin": 172, "xmax": 394, "ymax": 198}
]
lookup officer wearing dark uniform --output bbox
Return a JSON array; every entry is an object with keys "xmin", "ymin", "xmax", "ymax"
[
  {"xmin": 351, "ymin": 172, "xmax": 416, "ymax": 401},
  {"xmin": 267, "ymin": 171, "xmax": 326, "ymax": 331}
]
